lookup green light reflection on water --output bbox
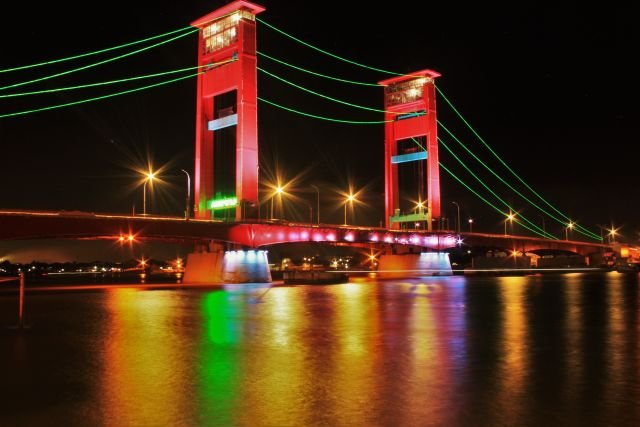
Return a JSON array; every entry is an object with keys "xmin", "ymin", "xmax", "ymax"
[{"xmin": 198, "ymin": 290, "xmax": 242, "ymax": 426}]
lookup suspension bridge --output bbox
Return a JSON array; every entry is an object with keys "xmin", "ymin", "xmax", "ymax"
[{"xmin": 0, "ymin": 1, "xmax": 623, "ymax": 282}]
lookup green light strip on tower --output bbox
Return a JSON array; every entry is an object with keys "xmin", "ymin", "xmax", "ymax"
[
  {"xmin": 436, "ymin": 87, "xmax": 601, "ymax": 241},
  {"xmin": 210, "ymin": 197, "xmax": 238, "ymax": 210},
  {"xmin": 258, "ymin": 52, "xmax": 381, "ymax": 87},
  {"xmin": 439, "ymin": 162, "xmax": 550, "ymax": 239},
  {"xmin": 0, "ymin": 26, "xmax": 195, "ymax": 74},
  {"xmin": 0, "ymin": 28, "xmax": 198, "ymax": 92},
  {"xmin": 0, "ymin": 73, "xmax": 198, "ymax": 119},
  {"xmin": 256, "ymin": 17, "xmax": 404, "ymax": 76},
  {"xmin": 258, "ymin": 97, "xmax": 391, "ymax": 124},
  {"xmin": 438, "ymin": 121, "xmax": 599, "ymax": 241},
  {"xmin": 258, "ymin": 67, "xmax": 391, "ymax": 114},
  {"xmin": 439, "ymin": 137, "xmax": 557, "ymax": 239}
]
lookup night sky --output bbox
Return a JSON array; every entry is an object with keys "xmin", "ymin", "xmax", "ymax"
[{"xmin": 0, "ymin": 1, "xmax": 637, "ymax": 260}]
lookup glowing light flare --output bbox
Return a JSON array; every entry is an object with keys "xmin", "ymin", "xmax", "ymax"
[{"xmin": 442, "ymin": 236, "xmax": 457, "ymax": 247}]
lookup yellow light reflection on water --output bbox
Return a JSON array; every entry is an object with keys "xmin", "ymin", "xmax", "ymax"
[
  {"xmin": 604, "ymin": 273, "xmax": 626, "ymax": 410},
  {"xmin": 407, "ymin": 281, "xmax": 438, "ymax": 419},
  {"xmin": 497, "ymin": 276, "xmax": 528, "ymax": 424},
  {"xmin": 230, "ymin": 286, "xmax": 312, "ymax": 427},
  {"xmin": 330, "ymin": 283, "xmax": 380, "ymax": 424},
  {"xmin": 563, "ymin": 272, "xmax": 584, "ymax": 403},
  {"xmin": 101, "ymin": 289, "xmax": 194, "ymax": 426}
]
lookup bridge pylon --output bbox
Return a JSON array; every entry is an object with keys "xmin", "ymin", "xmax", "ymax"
[
  {"xmin": 379, "ymin": 70, "xmax": 441, "ymax": 231},
  {"xmin": 191, "ymin": 1, "xmax": 265, "ymax": 220}
]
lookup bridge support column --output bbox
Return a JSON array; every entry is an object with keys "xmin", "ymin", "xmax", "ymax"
[
  {"xmin": 377, "ymin": 252, "xmax": 452, "ymax": 278},
  {"xmin": 184, "ymin": 244, "xmax": 271, "ymax": 284}
]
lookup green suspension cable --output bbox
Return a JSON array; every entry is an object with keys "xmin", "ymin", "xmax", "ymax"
[
  {"xmin": 258, "ymin": 97, "xmax": 391, "ymax": 124},
  {"xmin": 257, "ymin": 58, "xmax": 578, "ymax": 239},
  {"xmin": 0, "ymin": 66, "xmax": 200, "ymax": 99},
  {"xmin": 439, "ymin": 137, "xmax": 557, "ymax": 239},
  {"xmin": 255, "ymin": 17, "xmax": 588, "ymax": 238},
  {"xmin": 258, "ymin": 67, "xmax": 391, "ymax": 114},
  {"xmin": 0, "ymin": 8, "xmax": 243, "ymax": 75},
  {"xmin": 258, "ymin": 52, "xmax": 382, "ymax": 87},
  {"xmin": 438, "ymin": 121, "xmax": 600, "ymax": 241},
  {"xmin": 436, "ymin": 86, "xmax": 600, "ymax": 240},
  {"xmin": 0, "ymin": 28, "xmax": 198, "ymax": 92},
  {"xmin": 0, "ymin": 26, "xmax": 194, "ymax": 74},
  {"xmin": 0, "ymin": 73, "xmax": 198, "ymax": 119},
  {"xmin": 0, "ymin": 58, "xmax": 236, "ymax": 99},
  {"xmin": 439, "ymin": 162, "xmax": 550, "ymax": 238},
  {"xmin": 258, "ymin": 64, "xmax": 552, "ymax": 237},
  {"xmin": 256, "ymin": 17, "xmax": 404, "ymax": 76}
]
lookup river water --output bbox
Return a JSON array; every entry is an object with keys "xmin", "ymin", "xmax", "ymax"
[{"xmin": 1, "ymin": 272, "xmax": 639, "ymax": 426}]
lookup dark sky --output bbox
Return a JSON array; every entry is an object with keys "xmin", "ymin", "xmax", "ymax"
[{"xmin": 0, "ymin": 0, "xmax": 638, "ymax": 255}]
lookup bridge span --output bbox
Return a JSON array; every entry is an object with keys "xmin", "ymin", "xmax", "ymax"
[{"xmin": 0, "ymin": 210, "xmax": 610, "ymax": 255}]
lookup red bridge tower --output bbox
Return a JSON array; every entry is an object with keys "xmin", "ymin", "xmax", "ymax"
[
  {"xmin": 380, "ymin": 70, "xmax": 441, "ymax": 230},
  {"xmin": 191, "ymin": 1, "xmax": 265, "ymax": 219}
]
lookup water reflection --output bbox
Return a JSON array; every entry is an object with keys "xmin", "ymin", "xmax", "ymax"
[
  {"xmin": 101, "ymin": 289, "xmax": 196, "ymax": 426},
  {"xmin": 2, "ymin": 273, "xmax": 640, "ymax": 426},
  {"xmin": 496, "ymin": 276, "xmax": 528, "ymax": 425},
  {"xmin": 198, "ymin": 289, "xmax": 243, "ymax": 426}
]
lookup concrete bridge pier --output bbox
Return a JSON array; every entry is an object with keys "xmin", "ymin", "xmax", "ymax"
[
  {"xmin": 378, "ymin": 251, "xmax": 452, "ymax": 279},
  {"xmin": 184, "ymin": 242, "xmax": 272, "ymax": 284}
]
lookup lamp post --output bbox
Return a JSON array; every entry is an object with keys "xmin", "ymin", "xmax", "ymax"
[
  {"xmin": 565, "ymin": 221, "xmax": 574, "ymax": 241},
  {"xmin": 311, "ymin": 184, "xmax": 320, "ymax": 225},
  {"xmin": 271, "ymin": 186, "xmax": 283, "ymax": 219},
  {"xmin": 468, "ymin": 218, "xmax": 474, "ymax": 233},
  {"xmin": 344, "ymin": 193, "xmax": 355, "ymax": 225},
  {"xmin": 451, "ymin": 201, "xmax": 460, "ymax": 233},
  {"xmin": 143, "ymin": 171, "xmax": 155, "ymax": 216},
  {"xmin": 181, "ymin": 169, "xmax": 191, "ymax": 219}
]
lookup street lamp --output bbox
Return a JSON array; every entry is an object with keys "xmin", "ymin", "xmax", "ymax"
[
  {"xmin": 451, "ymin": 201, "xmax": 460, "ymax": 233},
  {"xmin": 565, "ymin": 221, "xmax": 574, "ymax": 240},
  {"xmin": 344, "ymin": 193, "xmax": 356, "ymax": 225},
  {"xmin": 271, "ymin": 185, "xmax": 284, "ymax": 219},
  {"xmin": 468, "ymin": 218, "xmax": 474, "ymax": 233},
  {"xmin": 143, "ymin": 171, "xmax": 155, "ymax": 216},
  {"xmin": 311, "ymin": 184, "xmax": 320, "ymax": 225},
  {"xmin": 505, "ymin": 211, "xmax": 515, "ymax": 235},
  {"xmin": 181, "ymin": 169, "xmax": 191, "ymax": 219}
]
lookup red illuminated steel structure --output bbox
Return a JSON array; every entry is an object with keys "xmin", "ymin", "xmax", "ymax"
[
  {"xmin": 379, "ymin": 70, "xmax": 441, "ymax": 230},
  {"xmin": 191, "ymin": 1, "xmax": 265, "ymax": 219}
]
